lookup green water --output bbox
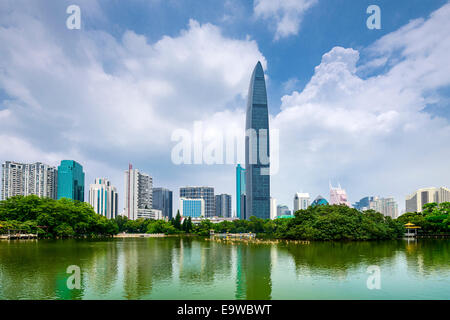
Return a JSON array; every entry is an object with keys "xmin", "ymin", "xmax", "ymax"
[{"xmin": 0, "ymin": 238, "xmax": 449, "ymax": 300}]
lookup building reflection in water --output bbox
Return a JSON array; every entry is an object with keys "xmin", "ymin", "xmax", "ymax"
[
  {"xmin": 121, "ymin": 238, "xmax": 174, "ymax": 299},
  {"xmin": 178, "ymin": 237, "xmax": 232, "ymax": 285},
  {"xmin": 235, "ymin": 244, "xmax": 272, "ymax": 300}
]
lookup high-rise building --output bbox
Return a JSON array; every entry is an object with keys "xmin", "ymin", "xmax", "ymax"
[
  {"xmin": 329, "ymin": 183, "xmax": 350, "ymax": 207},
  {"xmin": 88, "ymin": 178, "xmax": 118, "ymax": 219},
  {"xmin": 276, "ymin": 205, "xmax": 291, "ymax": 216},
  {"xmin": 137, "ymin": 208, "xmax": 164, "ymax": 220},
  {"xmin": 369, "ymin": 197, "xmax": 398, "ymax": 219},
  {"xmin": 152, "ymin": 187, "xmax": 173, "ymax": 219},
  {"xmin": 124, "ymin": 164, "xmax": 153, "ymax": 220},
  {"xmin": 236, "ymin": 164, "xmax": 246, "ymax": 219},
  {"xmin": 1, "ymin": 161, "xmax": 24, "ymax": 199},
  {"xmin": 270, "ymin": 197, "xmax": 277, "ymax": 220},
  {"xmin": 405, "ymin": 187, "xmax": 450, "ymax": 212},
  {"xmin": 215, "ymin": 194, "xmax": 232, "ymax": 217},
  {"xmin": 353, "ymin": 196, "xmax": 375, "ymax": 211},
  {"xmin": 1, "ymin": 161, "xmax": 57, "ymax": 200},
  {"xmin": 57, "ymin": 160, "xmax": 84, "ymax": 201},
  {"xmin": 245, "ymin": 61, "xmax": 270, "ymax": 220},
  {"xmin": 311, "ymin": 195, "xmax": 329, "ymax": 207},
  {"xmin": 180, "ymin": 198, "xmax": 205, "ymax": 218},
  {"xmin": 180, "ymin": 186, "xmax": 215, "ymax": 217},
  {"xmin": 293, "ymin": 193, "xmax": 310, "ymax": 212}
]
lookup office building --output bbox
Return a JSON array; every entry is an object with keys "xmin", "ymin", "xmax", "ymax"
[
  {"xmin": 353, "ymin": 196, "xmax": 375, "ymax": 211},
  {"xmin": 215, "ymin": 194, "xmax": 232, "ymax": 217},
  {"xmin": 277, "ymin": 205, "xmax": 290, "ymax": 216},
  {"xmin": 236, "ymin": 164, "xmax": 246, "ymax": 219},
  {"xmin": 405, "ymin": 187, "xmax": 450, "ymax": 212},
  {"xmin": 137, "ymin": 208, "xmax": 164, "ymax": 220},
  {"xmin": 180, "ymin": 186, "xmax": 215, "ymax": 218},
  {"xmin": 311, "ymin": 195, "xmax": 329, "ymax": 207},
  {"xmin": 88, "ymin": 178, "xmax": 118, "ymax": 219},
  {"xmin": 293, "ymin": 193, "xmax": 310, "ymax": 212},
  {"xmin": 153, "ymin": 187, "xmax": 173, "ymax": 219},
  {"xmin": 124, "ymin": 164, "xmax": 153, "ymax": 220},
  {"xmin": 57, "ymin": 160, "xmax": 84, "ymax": 201},
  {"xmin": 1, "ymin": 161, "xmax": 58, "ymax": 200},
  {"xmin": 329, "ymin": 183, "xmax": 350, "ymax": 207},
  {"xmin": 180, "ymin": 198, "xmax": 205, "ymax": 218},
  {"xmin": 245, "ymin": 61, "xmax": 270, "ymax": 220},
  {"xmin": 369, "ymin": 197, "xmax": 399, "ymax": 219}
]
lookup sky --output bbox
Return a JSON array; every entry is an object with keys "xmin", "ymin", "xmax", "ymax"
[{"xmin": 0, "ymin": 0, "xmax": 449, "ymax": 214}]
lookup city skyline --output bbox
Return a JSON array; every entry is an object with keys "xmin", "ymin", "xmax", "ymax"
[
  {"xmin": 0, "ymin": 1, "xmax": 449, "ymax": 213},
  {"xmin": 1, "ymin": 159, "xmax": 448, "ymax": 218}
]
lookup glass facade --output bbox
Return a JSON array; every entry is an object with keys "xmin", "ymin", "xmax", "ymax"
[
  {"xmin": 180, "ymin": 198, "xmax": 204, "ymax": 218},
  {"xmin": 236, "ymin": 164, "xmax": 246, "ymax": 219},
  {"xmin": 88, "ymin": 178, "xmax": 118, "ymax": 219},
  {"xmin": 152, "ymin": 187, "xmax": 173, "ymax": 219},
  {"xmin": 353, "ymin": 196, "xmax": 375, "ymax": 211},
  {"xmin": 215, "ymin": 194, "xmax": 232, "ymax": 217},
  {"xmin": 245, "ymin": 61, "xmax": 270, "ymax": 220},
  {"xmin": 57, "ymin": 160, "xmax": 84, "ymax": 201},
  {"xmin": 311, "ymin": 195, "xmax": 329, "ymax": 207},
  {"xmin": 180, "ymin": 186, "xmax": 214, "ymax": 217}
]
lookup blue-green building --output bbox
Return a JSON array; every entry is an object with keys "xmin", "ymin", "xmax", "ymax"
[
  {"xmin": 311, "ymin": 195, "xmax": 329, "ymax": 207},
  {"xmin": 236, "ymin": 164, "xmax": 246, "ymax": 219},
  {"xmin": 180, "ymin": 198, "xmax": 204, "ymax": 218},
  {"xmin": 57, "ymin": 160, "xmax": 85, "ymax": 201}
]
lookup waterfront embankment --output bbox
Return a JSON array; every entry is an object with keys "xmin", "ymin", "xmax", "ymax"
[{"xmin": 114, "ymin": 233, "xmax": 166, "ymax": 238}]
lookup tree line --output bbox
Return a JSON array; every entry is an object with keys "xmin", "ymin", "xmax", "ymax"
[{"xmin": 1, "ymin": 195, "xmax": 448, "ymax": 240}]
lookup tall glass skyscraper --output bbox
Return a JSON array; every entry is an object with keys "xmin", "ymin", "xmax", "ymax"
[
  {"xmin": 236, "ymin": 164, "xmax": 246, "ymax": 219},
  {"xmin": 153, "ymin": 187, "xmax": 173, "ymax": 219},
  {"xmin": 245, "ymin": 61, "xmax": 270, "ymax": 220},
  {"xmin": 57, "ymin": 160, "xmax": 85, "ymax": 201}
]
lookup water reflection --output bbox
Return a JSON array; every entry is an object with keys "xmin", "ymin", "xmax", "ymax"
[
  {"xmin": 121, "ymin": 238, "xmax": 174, "ymax": 299},
  {"xmin": 279, "ymin": 240, "xmax": 450, "ymax": 280},
  {"xmin": 0, "ymin": 238, "xmax": 448, "ymax": 299},
  {"xmin": 236, "ymin": 244, "xmax": 272, "ymax": 299}
]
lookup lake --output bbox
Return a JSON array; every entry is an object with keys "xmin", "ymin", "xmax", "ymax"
[{"xmin": 0, "ymin": 238, "xmax": 449, "ymax": 300}]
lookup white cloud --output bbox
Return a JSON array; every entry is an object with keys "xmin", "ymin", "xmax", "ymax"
[
  {"xmin": 254, "ymin": 0, "xmax": 318, "ymax": 40},
  {"xmin": 270, "ymin": 4, "xmax": 450, "ymax": 210},
  {"xmin": 1, "ymin": 0, "xmax": 449, "ymax": 216},
  {"xmin": 0, "ymin": 1, "xmax": 266, "ymax": 210}
]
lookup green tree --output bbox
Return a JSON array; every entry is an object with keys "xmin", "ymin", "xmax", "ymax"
[{"xmin": 173, "ymin": 211, "xmax": 182, "ymax": 230}]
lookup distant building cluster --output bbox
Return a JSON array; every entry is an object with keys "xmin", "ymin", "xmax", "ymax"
[{"xmin": 405, "ymin": 187, "xmax": 450, "ymax": 213}]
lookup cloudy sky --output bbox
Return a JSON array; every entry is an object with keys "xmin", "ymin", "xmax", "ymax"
[{"xmin": 1, "ymin": 0, "xmax": 449, "ymax": 214}]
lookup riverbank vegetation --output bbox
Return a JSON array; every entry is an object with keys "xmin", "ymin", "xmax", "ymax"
[
  {"xmin": 117, "ymin": 205, "xmax": 405, "ymax": 240},
  {"xmin": 194, "ymin": 205, "xmax": 405, "ymax": 240},
  {"xmin": 0, "ymin": 195, "xmax": 118, "ymax": 237},
  {"xmin": 2, "ymin": 196, "xmax": 448, "ymax": 240},
  {"xmin": 396, "ymin": 202, "xmax": 449, "ymax": 233}
]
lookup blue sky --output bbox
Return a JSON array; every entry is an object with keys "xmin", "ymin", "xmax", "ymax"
[
  {"xmin": 1, "ymin": 0, "xmax": 449, "ymax": 214},
  {"xmin": 81, "ymin": 0, "xmax": 449, "ymax": 114}
]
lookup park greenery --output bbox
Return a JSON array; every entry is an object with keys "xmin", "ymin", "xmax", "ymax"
[
  {"xmin": 0, "ymin": 195, "xmax": 118, "ymax": 237},
  {"xmin": 396, "ymin": 202, "xmax": 449, "ymax": 233},
  {"xmin": 1, "ymin": 195, "xmax": 449, "ymax": 240}
]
